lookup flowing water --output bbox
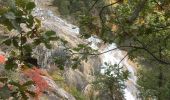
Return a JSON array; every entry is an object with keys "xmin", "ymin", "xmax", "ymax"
[
  {"xmin": 34, "ymin": 1, "xmax": 137, "ymax": 99},
  {"xmin": 88, "ymin": 37, "xmax": 137, "ymax": 100},
  {"xmin": 99, "ymin": 43, "xmax": 137, "ymax": 100}
]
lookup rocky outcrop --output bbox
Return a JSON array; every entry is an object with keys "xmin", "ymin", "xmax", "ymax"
[
  {"xmin": 34, "ymin": 0, "xmax": 102, "ymax": 90},
  {"xmin": 41, "ymin": 76, "xmax": 76, "ymax": 100},
  {"xmin": 64, "ymin": 69, "xmax": 88, "ymax": 91}
]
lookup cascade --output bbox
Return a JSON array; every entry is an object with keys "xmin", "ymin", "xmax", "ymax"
[
  {"xmin": 88, "ymin": 37, "xmax": 137, "ymax": 100},
  {"xmin": 34, "ymin": 0, "xmax": 137, "ymax": 99}
]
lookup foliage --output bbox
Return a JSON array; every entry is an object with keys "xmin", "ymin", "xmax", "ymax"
[
  {"xmin": 0, "ymin": 0, "xmax": 60, "ymax": 99},
  {"xmin": 137, "ymin": 65, "xmax": 170, "ymax": 100},
  {"xmin": 55, "ymin": 0, "xmax": 170, "ymax": 99},
  {"xmin": 93, "ymin": 63, "xmax": 129, "ymax": 100},
  {"xmin": 53, "ymin": 43, "xmax": 96, "ymax": 70},
  {"xmin": 50, "ymin": 71, "xmax": 87, "ymax": 100},
  {"xmin": 0, "ymin": 77, "xmax": 35, "ymax": 100},
  {"xmin": 0, "ymin": 0, "xmax": 169, "ymax": 99},
  {"xmin": 53, "ymin": 0, "xmax": 96, "ymax": 17},
  {"xmin": 0, "ymin": 0, "xmax": 98, "ymax": 99},
  {"xmin": 107, "ymin": 1, "xmax": 170, "ymax": 100},
  {"xmin": 67, "ymin": 86, "xmax": 87, "ymax": 100}
]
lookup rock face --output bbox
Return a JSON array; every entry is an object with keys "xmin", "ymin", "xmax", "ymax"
[
  {"xmin": 0, "ymin": 0, "xmax": 101, "ymax": 99},
  {"xmin": 33, "ymin": 0, "xmax": 102, "ymax": 99},
  {"xmin": 41, "ymin": 76, "xmax": 76, "ymax": 100},
  {"xmin": 64, "ymin": 69, "xmax": 88, "ymax": 91}
]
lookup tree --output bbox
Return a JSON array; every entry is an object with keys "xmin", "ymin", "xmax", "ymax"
[
  {"xmin": 137, "ymin": 65, "xmax": 170, "ymax": 100},
  {"xmin": 93, "ymin": 63, "xmax": 129, "ymax": 100},
  {"xmin": 0, "ymin": 0, "xmax": 94, "ymax": 99},
  {"xmin": 54, "ymin": 0, "xmax": 170, "ymax": 99},
  {"xmin": 0, "ymin": 0, "xmax": 60, "ymax": 99}
]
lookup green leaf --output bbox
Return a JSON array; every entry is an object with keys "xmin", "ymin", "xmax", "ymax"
[
  {"xmin": 55, "ymin": 57, "xmax": 65, "ymax": 70},
  {"xmin": 26, "ymin": 15, "xmax": 34, "ymax": 28},
  {"xmin": 9, "ymin": 81, "xmax": 21, "ymax": 87},
  {"xmin": 48, "ymin": 36, "xmax": 59, "ymax": 41},
  {"xmin": 35, "ymin": 18, "xmax": 41, "ymax": 28},
  {"xmin": 20, "ymin": 91, "xmax": 28, "ymax": 100},
  {"xmin": 72, "ymin": 62, "xmax": 79, "ymax": 69},
  {"xmin": 23, "ymin": 81, "xmax": 34, "ymax": 86},
  {"xmin": 58, "ymin": 65, "xmax": 64, "ymax": 70},
  {"xmin": 12, "ymin": 37, "xmax": 19, "ymax": 48},
  {"xmin": 3, "ymin": 39, "xmax": 11, "ymax": 46},
  {"xmin": 5, "ymin": 57, "xmax": 18, "ymax": 70},
  {"xmin": 0, "ymin": 78, "xmax": 8, "ymax": 83},
  {"xmin": 60, "ymin": 38, "xmax": 68, "ymax": 44},
  {"xmin": 26, "ymin": 90, "xmax": 36, "ymax": 97},
  {"xmin": 45, "ymin": 31, "xmax": 56, "ymax": 37},
  {"xmin": 0, "ymin": 17, "xmax": 14, "ymax": 30},
  {"xmin": 73, "ymin": 48, "xmax": 81, "ymax": 52},
  {"xmin": 26, "ymin": 2, "xmax": 36, "ymax": 11},
  {"xmin": 10, "ymin": 50, "xmax": 17, "ymax": 56},
  {"xmin": 4, "ymin": 12, "xmax": 16, "ymax": 20},
  {"xmin": 15, "ymin": 0, "xmax": 28, "ymax": 8},
  {"xmin": 33, "ymin": 39, "xmax": 42, "ymax": 46},
  {"xmin": 23, "ymin": 44, "xmax": 32, "ymax": 53},
  {"xmin": 78, "ymin": 44, "xmax": 86, "ymax": 48},
  {"xmin": 44, "ymin": 42, "xmax": 52, "ymax": 49},
  {"xmin": 0, "ymin": 85, "xmax": 11, "ymax": 99},
  {"xmin": 0, "ymin": 8, "xmax": 9, "ymax": 15}
]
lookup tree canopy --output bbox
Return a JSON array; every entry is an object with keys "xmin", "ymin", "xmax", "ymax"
[
  {"xmin": 54, "ymin": 0, "xmax": 170, "ymax": 99},
  {"xmin": 0, "ymin": 0, "xmax": 170, "ymax": 99}
]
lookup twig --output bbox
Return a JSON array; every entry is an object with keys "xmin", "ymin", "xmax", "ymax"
[
  {"xmin": 89, "ymin": 0, "xmax": 100, "ymax": 11},
  {"xmin": 99, "ymin": 1, "xmax": 119, "ymax": 24}
]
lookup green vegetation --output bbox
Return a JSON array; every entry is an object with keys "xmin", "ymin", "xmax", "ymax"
[
  {"xmin": 93, "ymin": 63, "xmax": 129, "ymax": 100},
  {"xmin": 137, "ymin": 65, "xmax": 170, "ymax": 100},
  {"xmin": 0, "ymin": 2, "xmax": 97, "ymax": 99},
  {"xmin": 55, "ymin": 0, "xmax": 170, "ymax": 100},
  {"xmin": 0, "ymin": 0, "xmax": 61, "ymax": 99},
  {"xmin": 50, "ymin": 71, "xmax": 87, "ymax": 100},
  {"xmin": 0, "ymin": 0, "xmax": 170, "ymax": 99},
  {"xmin": 53, "ymin": 0, "xmax": 106, "ymax": 23}
]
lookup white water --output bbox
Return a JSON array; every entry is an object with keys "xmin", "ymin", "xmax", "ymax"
[
  {"xmin": 88, "ymin": 37, "xmax": 137, "ymax": 100},
  {"xmin": 101, "ymin": 43, "xmax": 136, "ymax": 100},
  {"xmin": 33, "ymin": 8, "xmax": 79, "ymax": 37},
  {"xmin": 34, "ymin": 1, "xmax": 137, "ymax": 99}
]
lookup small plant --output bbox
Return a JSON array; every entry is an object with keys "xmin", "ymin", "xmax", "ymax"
[
  {"xmin": 0, "ymin": 78, "xmax": 35, "ymax": 100},
  {"xmin": 23, "ymin": 67, "xmax": 49, "ymax": 97},
  {"xmin": 93, "ymin": 63, "xmax": 129, "ymax": 100},
  {"xmin": 50, "ymin": 71, "xmax": 87, "ymax": 100}
]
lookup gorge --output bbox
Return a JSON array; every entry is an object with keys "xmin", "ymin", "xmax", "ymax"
[
  {"xmin": 34, "ymin": 0, "xmax": 137, "ymax": 99},
  {"xmin": 1, "ymin": 0, "xmax": 169, "ymax": 100}
]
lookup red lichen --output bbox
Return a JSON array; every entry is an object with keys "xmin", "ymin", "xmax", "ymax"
[{"xmin": 23, "ymin": 67, "xmax": 49, "ymax": 99}]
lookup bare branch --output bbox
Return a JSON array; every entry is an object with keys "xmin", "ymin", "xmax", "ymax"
[
  {"xmin": 99, "ymin": 1, "xmax": 120, "ymax": 24},
  {"xmin": 89, "ymin": 0, "xmax": 101, "ymax": 11},
  {"xmin": 117, "ymin": 50, "xmax": 134, "ymax": 66},
  {"xmin": 72, "ymin": 45, "xmax": 170, "ymax": 65}
]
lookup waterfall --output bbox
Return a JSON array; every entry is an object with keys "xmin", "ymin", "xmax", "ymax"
[
  {"xmin": 33, "ymin": 0, "xmax": 137, "ymax": 99},
  {"xmin": 88, "ymin": 37, "xmax": 137, "ymax": 100},
  {"xmin": 101, "ymin": 43, "xmax": 137, "ymax": 100}
]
